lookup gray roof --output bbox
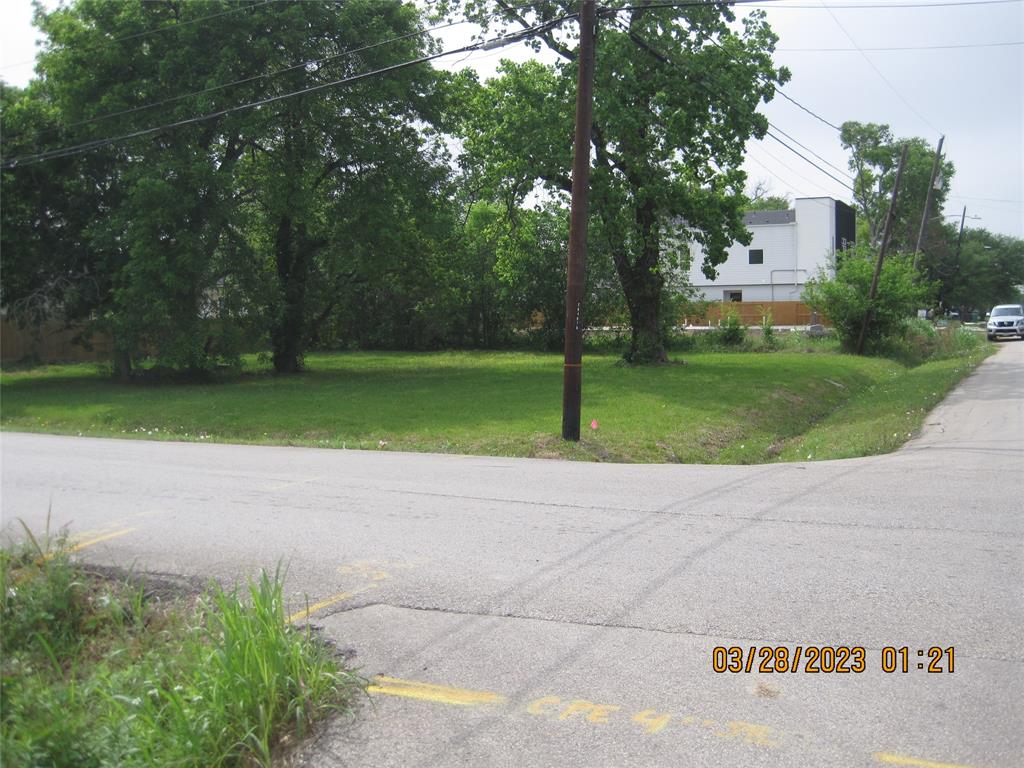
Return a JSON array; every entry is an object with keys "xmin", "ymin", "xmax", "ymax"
[{"xmin": 743, "ymin": 209, "xmax": 795, "ymax": 226}]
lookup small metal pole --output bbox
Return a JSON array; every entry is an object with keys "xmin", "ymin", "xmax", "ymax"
[{"xmin": 562, "ymin": 0, "xmax": 597, "ymax": 441}]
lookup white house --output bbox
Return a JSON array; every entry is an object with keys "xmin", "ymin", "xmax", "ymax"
[{"xmin": 686, "ymin": 197, "xmax": 856, "ymax": 303}]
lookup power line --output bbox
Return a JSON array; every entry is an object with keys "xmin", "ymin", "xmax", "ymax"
[
  {"xmin": 766, "ymin": 131, "xmax": 855, "ymax": 190},
  {"xmin": 610, "ymin": 0, "xmax": 1021, "ymax": 9},
  {"xmin": 748, "ymin": 145, "xmax": 842, "ymax": 199},
  {"xmin": 19, "ymin": 0, "xmax": 560, "ymax": 140},
  {"xmin": 761, "ymin": 0, "xmax": 1020, "ymax": 6},
  {"xmin": 779, "ymin": 40, "xmax": 1023, "ymax": 50},
  {"xmin": 817, "ymin": 0, "xmax": 943, "ymax": 136},
  {"xmin": 949, "ymin": 195, "xmax": 1024, "ymax": 205},
  {"xmin": 2, "ymin": 16, "xmax": 573, "ymax": 169},
  {"xmin": 768, "ymin": 125, "xmax": 853, "ymax": 179},
  {"xmin": 611, "ymin": 18, "xmax": 853, "ymax": 193},
  {"xmin": 55, "ymin": 18, "xmax": 471, "ymax": 133},
  {"xmin": 0, "ymin": 0, "xmax": 277, "ymax": 72},
  {"xmin": 773, "ymin": 90, "xmax": 843, "ymax": 131}
]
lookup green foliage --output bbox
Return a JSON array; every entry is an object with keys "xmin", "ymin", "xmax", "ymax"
[
  {"xmin": 4, "ymin": 0, "xmax": 452, "ymax": 375},
  {"xmin": 0, "ymin": 529, "xmax": 83, "ymax": 659},
  {"xmin": 878, "ymin": 318, "xmax": 986, "ymax": 367},
  {"xmin": 840, "ymin": 121, "xmax": 954, "ymax": 251},
  {"xmin": 451, "ymin": 2, "xmax": 789, "ymax": 361},
  {"xmin": 717, "ymin": 306, "xmax": 748, "ymax": 346},
  {"xmin": 759, "ymin": 307, "xmax": 778, "ymax": 349},
  {"xmin": 803, "ymin": 245, "xmax": 937, "ymax": 352},
  {"xmin": 1, "ymin": 537, "xmax": 357, "ymax": 768},
  {"xmin": 933, "ymin": 227, "xmax": 1024, "ymax": 312},
  {"xmin": 744, "ymin": 194, "xmax": 792, "ymax": 212}
]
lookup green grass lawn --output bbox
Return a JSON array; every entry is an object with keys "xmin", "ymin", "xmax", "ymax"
[{"xmin": 0, "ymin": 346, "xmax": 993, "ymax": 463}]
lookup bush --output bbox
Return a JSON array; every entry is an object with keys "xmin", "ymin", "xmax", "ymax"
[
  {"xmin": 803, "ymin": 246, "xmax": 936, "ymax": 353},
  {"xmin": 881, "ymin": 319, "xmax": 987, "ymax": 366},
  {"xmin": 716, "ymin": 307, "xmax": 747, "ymax": 346}
]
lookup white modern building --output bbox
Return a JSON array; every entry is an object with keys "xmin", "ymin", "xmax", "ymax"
[{"xmin": 686, "ymin": 197, "xmax": 856, "ymax": 303}]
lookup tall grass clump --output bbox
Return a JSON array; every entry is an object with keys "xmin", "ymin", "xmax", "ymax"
[
  {"xmin": 1, "ymin": 530, "xmax": 359, "ymax": 768},
  {"xmin": 128, "ymin": 569, "xmax": 358, "ymax": 767},
  {"xmin": 882, "ymin": 319, "xmax": 988, "ymax": 366}
]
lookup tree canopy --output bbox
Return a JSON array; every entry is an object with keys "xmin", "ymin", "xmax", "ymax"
[{"xmin": 447, "ymin": 0, "xmax": 789, "ymax": 361}]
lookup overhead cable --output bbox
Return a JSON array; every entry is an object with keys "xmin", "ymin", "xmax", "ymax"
[{"xmin": 2, "ymin": 16, "xmax": 572, "ymax": 169}]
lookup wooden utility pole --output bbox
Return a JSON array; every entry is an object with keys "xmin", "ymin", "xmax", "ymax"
[
  {"xmin": 856, "ymin": 143, "xmax": 909, "ymax": 355},
  {"xmin": 562, "ymin": 0, "xmax": 597, "ymax": 441},
  {"xmin": 954, "ymin": 205, "xmax": 967, "ymax": 261},
  {"xmin": 913, "ymin": 135, "xmax": 944, "ymax": 267}
]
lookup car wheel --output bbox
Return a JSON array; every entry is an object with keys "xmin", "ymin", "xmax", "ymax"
[{"xmin": 987, "ymin": 334, "xmax": 996, "ymax": 341}]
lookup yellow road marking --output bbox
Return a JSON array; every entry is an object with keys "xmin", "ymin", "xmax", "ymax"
[
  {"xmin": 37, "ymin": 527, "xmax": 137, "ymax": 562},
  {"xmin": 875, "ymin": 753, "xmax": 977, "ymax": 768},
  {"xmin": 286, "ymin": 583, "xmax": 378, "ymax": 624},
  {"xmin": 66, "ymin": 527, "xmax": 137, "ymax": 554},
  {"xmin": 367, "ymin": 676, "xmax": 506, "ymax": 707},
  {"xmin": 263, "ymin": 475, "xmax": 323, "ymax": 492},
  {"xmin": 63, "ymin": 511, "xmax": 158, "ymax": 542}
]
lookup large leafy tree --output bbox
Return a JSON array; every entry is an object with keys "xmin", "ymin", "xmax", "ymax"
[
  {"xmin": 225, "ymin": 0, "xmax": 451, "ymax": 372},
  {"xmin": 444, "ymin": 0, "xmax": 788, "ymax": 362},
  {"xmin": 840, "ymin": 121, "xmax": 954, "ymax": 253},
  {"xmin": 6, "ymin": 0, "xmax": 452, "ymax": 375},
  {"xmin": 1, "ymin": 81, "xmax": 123, "ymax": 352},
  {"xmin": 936, "ymin": 227, "xmax": 1024, "ymax": 312},
  {"xmin": 25, "ymin": 0, "xmax": 290, "ymax": 375}
]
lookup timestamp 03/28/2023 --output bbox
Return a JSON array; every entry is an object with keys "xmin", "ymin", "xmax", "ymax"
[{"xmin": 711, "ymin": 646, "xmax": 955, "ymax": 674}]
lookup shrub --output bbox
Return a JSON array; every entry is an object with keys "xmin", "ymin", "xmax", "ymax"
[
  {"xmin": 717, "ymin": 307, "xmax": 747, "ymax": 346},
  {"xmin": 803, "ymin": 246, "xmax": 936, "ymax": 353}
]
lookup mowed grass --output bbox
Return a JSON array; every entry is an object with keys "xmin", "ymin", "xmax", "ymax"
[{"xmin": 0, "ymin": 347, "xmax": 993, "ymax": 463}]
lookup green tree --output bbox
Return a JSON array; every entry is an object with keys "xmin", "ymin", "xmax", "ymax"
[
  {"xmin": 24, "ymin": 0, "xmax": 292, "ymax": 375},
  {"xmin": 803, "ymin": 245, "xmax": 936, "ymax": 352},
  {"xmin": 939, "ymin": 228, "xmax": 1024, "ymax": 312},
  {"xmin": 447, "ymin": 1, "xmax": 788, "ymax": 362},
  {"xmin": 1, "ymin": 81, "xmax": 122, "ymax": 357},
  {"xmin": 840, "ymin": 122, "xmax": 953, "ymax": 252},
  {"xmin": 9, "ymin": 0, "xmax": 452, "ymax": 374},
  {"xmin": 228, "ymin": 0, "xmax": 448, "ymax": 371},
  {"xmin": 744, "ymin": 194, "xmax": 792, "ymax": 212}
]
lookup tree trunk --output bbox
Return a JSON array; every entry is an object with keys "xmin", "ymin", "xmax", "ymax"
[
  {"xmin": 271, "ymin": 215, "xmax": 308, "ymax": 373},
  {"xmin": 608, "ymin": 200, "xmax": 668, "ymax": 364},
  {"xmin": 621, "ymin": 266, "xmax": 667, "ymax": 363},
  {"xmin": 113, "ymin": 345, "xmax": 132, "ymax": 382}
]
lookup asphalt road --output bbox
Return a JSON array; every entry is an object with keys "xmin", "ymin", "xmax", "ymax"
[{"xmin": 2, "ymin": 342, "xmax": 1022, "ymax": 767}]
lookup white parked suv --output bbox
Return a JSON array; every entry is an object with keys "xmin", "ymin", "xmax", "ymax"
[{"xmin": 986, "ymin": 304, "xmax": 1024, "ymax": 341}]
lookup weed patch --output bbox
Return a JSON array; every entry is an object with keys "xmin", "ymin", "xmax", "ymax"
[{"xmin": 1, "ymin": 530, "xmax": 359, "ymax": 767}]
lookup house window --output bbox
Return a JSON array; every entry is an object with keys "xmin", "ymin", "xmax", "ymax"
[
  {"xmin": 725, "ymin": 290, "xmax": 742, "ymax": 302},
  {"xmin": 748, "ymin": 249, "xmax": 764, "ymax": 265}
]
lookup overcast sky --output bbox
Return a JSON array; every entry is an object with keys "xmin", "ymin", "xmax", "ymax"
[{"xmin": 2, "ymin": 0, "xmax": 1021, "ymax": 238}]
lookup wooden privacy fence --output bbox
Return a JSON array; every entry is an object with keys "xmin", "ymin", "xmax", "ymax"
[
  {"xmin": 683, "ymin": 301, "xmax": 826, "ymax": 327},
  {"xmin": 0, "ymin": 319, "xmax": 112, "ymax": 364}
]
